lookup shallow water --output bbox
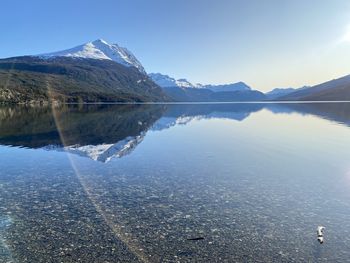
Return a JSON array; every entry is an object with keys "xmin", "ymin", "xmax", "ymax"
[{"xmin": 1, "ymin": 103, "xmax": 350, "ymax": 262}]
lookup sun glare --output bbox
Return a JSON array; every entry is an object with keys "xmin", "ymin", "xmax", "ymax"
[{"xmin": 341, "ymin": 25, "xmax": 350, "ymax": 43}]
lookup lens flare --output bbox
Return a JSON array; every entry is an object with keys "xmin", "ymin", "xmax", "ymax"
[
  {"xmin": 340, "ymin": 25, "xmax": 350, "ymax": 44},
  {"xmin": 46, "ymin": 79, "xmax": 150, "ymax": 263}
]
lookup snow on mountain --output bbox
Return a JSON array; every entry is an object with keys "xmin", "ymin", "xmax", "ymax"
[
  {"xmin": 176, "ymin": 79, "xmax": 198, "ymax": 88},
  {"xmin": 204, "ymin": 82, "xmax": 251, "ymax": 92},
  {"xmin": 149, "ymin": 73, "xmax": 251, "ymax": 92},
  {"xmin": 148, "ymin": 73, "xmax": 178, "ymax": 87},
  {"xmin": 148, "ymin": 73, "xmax": 201, "ymax": 88},
  {"xmin": 40, "ymin": 39, "xmax": 146, "ymax": 74}
]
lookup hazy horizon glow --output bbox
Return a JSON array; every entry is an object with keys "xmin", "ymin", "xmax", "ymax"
[{"xmin": 1, "ymin": 0, "xmax": 350, "ymax": 91}]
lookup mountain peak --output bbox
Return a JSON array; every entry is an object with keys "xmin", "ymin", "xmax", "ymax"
[
  {"xmin": 93, "ymin": 38, "xmax": 108, "ymax": 44},
  {"xmin": 39, "ymin": 39, "xmax": 146, "ymax": 74}
]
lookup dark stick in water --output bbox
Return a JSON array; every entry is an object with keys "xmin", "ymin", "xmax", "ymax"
[{"xmin": 187, "ymin": 237, "xmax": 205, "ymax": 241}]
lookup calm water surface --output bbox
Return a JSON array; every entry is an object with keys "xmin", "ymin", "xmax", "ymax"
[{"xmin": 1, "ymin": 103, "xmax": 350, "ymax": 262}]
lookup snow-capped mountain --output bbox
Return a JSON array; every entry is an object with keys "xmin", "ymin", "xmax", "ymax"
[
  {"xmin": 40, "ymin": 39, "xmax": 146, "ymax": 74},
  {"xmin": 204, "ymin": 82, "xmax": 251, "ymax": 92},
  {"xmin": 148, "ymin": 73, "xmax": 201, "ymax": 88},
  {"xmin": 149, "ymin": 72, "xmax": 251, "ymax": 92}
]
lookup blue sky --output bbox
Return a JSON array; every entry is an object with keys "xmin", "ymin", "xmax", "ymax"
[{"xmin": 1, "ymin": 0, "xmax": 350, "ymax": 91}]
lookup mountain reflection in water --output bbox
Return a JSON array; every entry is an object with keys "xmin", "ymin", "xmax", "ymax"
[
  {"xmin": 1, "ymin": 102, "xmax": 350, "ymax": 162},
  {"xmin": 2, "ymin": 102, "xmax": 350, "ymax": 262}
]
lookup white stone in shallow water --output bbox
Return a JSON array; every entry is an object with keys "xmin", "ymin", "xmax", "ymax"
[{"xmin": 317, "ymin": 226, "xmax": 325, "ymax": 244}]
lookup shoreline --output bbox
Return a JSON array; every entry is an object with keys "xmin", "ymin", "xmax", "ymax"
[{"xmin": 2, "ymin": 100, "xmax": 350, "ymax": 106}]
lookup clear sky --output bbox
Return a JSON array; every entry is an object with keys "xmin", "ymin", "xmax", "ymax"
[{"xmin": 1, "ymin": 0, "xmax": 350, "ymax": 91}]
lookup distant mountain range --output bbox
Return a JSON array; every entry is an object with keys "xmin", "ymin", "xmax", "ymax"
[
  {"xmin": 149, "ymin": 72, "xmax": 265, "ymax": 101},
  {"xmin": 150, "ymin": 71, "xmax": 350, "ymax": 102},
  {"xmin": 161, "ymin": 86, "xmax": 266, "ymax": 102},
  {"xmin": 148, "ymin": 73, "xmax": 251, "ymax": 92},
  {"xmin": 1, "ymin": 38, "xmax": 350, "ymax": 103}
]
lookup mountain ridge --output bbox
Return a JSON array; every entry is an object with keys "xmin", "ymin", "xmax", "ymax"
[
  {"xmin": 149, "ymin": 72, "xmax": 265, "ymax": 101},
  {"xmin": 277, "ymin": 75, "xmax": 350, "ymax": 101},
  {"xmin": 149, "ymin": 72, "xmax": 252, "ymax": 91}
]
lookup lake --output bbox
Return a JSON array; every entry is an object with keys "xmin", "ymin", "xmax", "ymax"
[{"xmin": 1, "ymin": 102, "xmax": 350, "ymax": 262}]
